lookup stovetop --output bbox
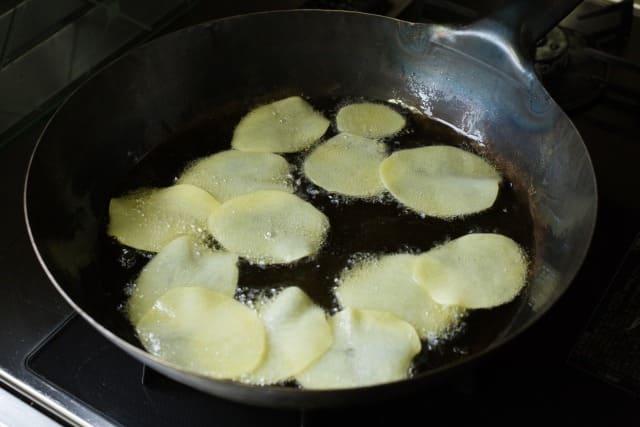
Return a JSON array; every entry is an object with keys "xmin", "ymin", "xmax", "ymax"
[{"xmin": 1, "ymin": 1, "xmax": 640, "ymax": 426}]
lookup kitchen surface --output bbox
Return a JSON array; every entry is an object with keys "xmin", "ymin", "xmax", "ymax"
[{"xmin": 1, "ymin": 0, "xmax": 639, "ymax": 425}]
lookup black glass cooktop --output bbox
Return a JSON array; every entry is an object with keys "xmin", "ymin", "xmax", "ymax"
[{"xmin": 24, "ymin": 268, "xmax": 640, "ymax": 426}]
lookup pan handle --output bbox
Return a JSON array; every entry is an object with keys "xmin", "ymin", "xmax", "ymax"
[{"xmin": 472, "ymin": 0, "xmax": 583, "ymax": 57}]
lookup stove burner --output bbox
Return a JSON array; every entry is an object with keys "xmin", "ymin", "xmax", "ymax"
[
  {"xmin": 535, "ymin": 27, "xmax": 570, "ymax": 77},
  {"xmin": 535, "ymin": 0, "xmax": 637, "ymax": 111},
  {"xmin": 535, "ymin": 27, "xmax": 610, "ymax": 111}
]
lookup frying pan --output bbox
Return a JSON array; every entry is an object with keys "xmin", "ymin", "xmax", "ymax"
[{"xmin": 24, "ymin": 0, "xmax": 596, "ymax": 408}]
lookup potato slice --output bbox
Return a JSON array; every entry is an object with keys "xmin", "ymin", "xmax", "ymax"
[
  {"xmin": 231, "ymin": 96, "xmax": 330, "ymax": 153},
  {"xmin": 296, "ymin": 308, "xmax": 421, "ymax": 389},
  {"xmin": 127, "ymin": 236, "xmax": 238, "ymax": 325},
  {"xmin": 243, "ymin": 287, "xmax": 332, "ymax": 385},
  {"xmin": 414, "ymin": 233, "xmax": 528, "ymax": 309},
  {"xmin": 379, "ymin": 145, "xmax": 502, "ymax": 218},
  {"xmin": 177, "ymin": 150, "xmax": 293, "ymax": 202},
  {"xmin": 303, "ymin": 133, "xmax": 387, "ymax": 197},
  {"xmin": 336, "ymin": 102, "xmax": 405, "ymax": 138},
  {"xmin": 136, "ymin": 287, "xmax": 266, "ymax": 379},
  {"xmin": 335, "ymin": 254, "xmax": 464, "ymax": 340},
  {"xmin": 208, "ymin": 190, "xmax": 329, "ymax": 264},
  {"xmin": 108, "ymin": 184, "xmax": 220, "ymax": 252}
]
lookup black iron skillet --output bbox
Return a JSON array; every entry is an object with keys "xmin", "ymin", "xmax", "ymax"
[{"xmin": 25, "ymin": 0, "xmax": 596, "ymax": 407}]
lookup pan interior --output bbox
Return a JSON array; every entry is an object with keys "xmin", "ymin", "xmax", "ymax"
[{"xmin": 100, "ymin": 95, "xmax": 535, "ymax": 381}]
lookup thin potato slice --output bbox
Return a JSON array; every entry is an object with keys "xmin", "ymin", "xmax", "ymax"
[
  {"xmin": 108, "ymin": 184, "xmax": 220, "ymax": 252},
  {"xmin": 127, "ymin": 236, "xmax": 238, "ymax": 325},
  {"xmin": 379, "ymin": 145, "xmax": 502, "ymax": 218},
  {"xmin": 303, "ymin": 133, "xmax": 387, "ymax": 197},
  {"xmin": 136, "ymin": 287, "xmax": 266, "ymax": 379},
  {"xmin": 231, "ymin": 96, "xmax": 330, "ymax": 153},
  {"xmin": 208, "ymin": 190, "xmax": 329, "ymax": 264},
  {"xmin": 335, "ymin": 254, "xmax": 464, "ymax": 340},
  {"xmin": 243, "ymin": 287, "xmax": 332, "ymax": 385},
  {"xmin": 296, "ymin": 308, "xmax": 421, "ymax": 389},
  {"xmin": 336, "ymin": 102, "xmax": 405, "ymax": 138},
  {"xmin": 177, "ymin": 150, "xmax": 293, "ymax": 202},
  {"xmin": 414, "ymin": 233, "xmax": 528, "ymax": 309}
]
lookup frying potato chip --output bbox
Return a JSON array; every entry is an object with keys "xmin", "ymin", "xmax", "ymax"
[
  {"xmin": 108, "ymin": 184, "xmax": 220, "ymax": 252},
  {"xmin": 303, "ymin": 133, "xmax": 387, "ymax": 197},
  {"xmin": 336, "ymin": 102, "xmax": 405, "ymax": 138},
  {"xmin": 127, "ymin": 236, "xmax": 238, "ymax": 325},
  {"xmin": 296, "ymin": 308, "xmax": 421, "ymax": 389},
  {"xmin": 335, "ymin": 254, "xmax": 464, "ymax": 340},
  {"xmin": 231, "ymin": 96, "xmax": 330, "ymax": 153},
  {"xmin": 379, "ymin": 145, "xmax": 502, "ymax": 218},
  {"xmin": 136, "ymin": 287, "xmax": 266, "ymax": 379},
  {"xmin": 177, "ymin": 150, "xmax": 293, "ymax": 202},
  {"xmin": 208, "ymin": 190, "xmax": 329, "ymax": 264},
  {"xmin": 243, "ymin": 287, "xmax": 332, "ymax": 385},
  {"xmin": 414, "ymin": 233, "xmax": 528, "ymax": 309}
]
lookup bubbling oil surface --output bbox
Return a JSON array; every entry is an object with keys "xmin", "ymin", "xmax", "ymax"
[{"xmin": 106, "ymin": 97, "xmax": 535, "ymax": 380}]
